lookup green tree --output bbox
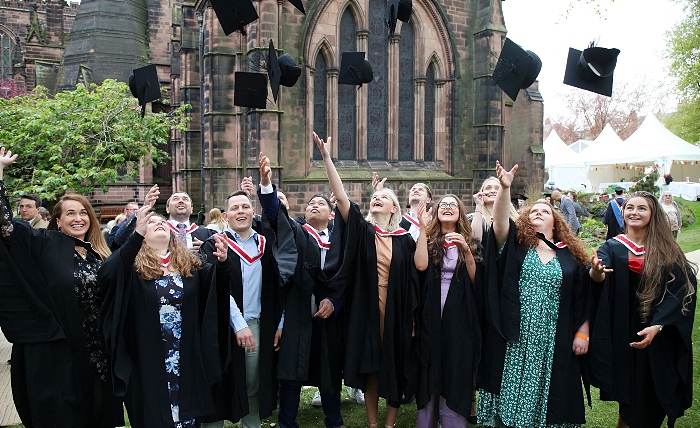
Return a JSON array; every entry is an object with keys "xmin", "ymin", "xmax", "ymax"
[
  {"xmin": 664, "ymin": 0, "xmax": 700, "ymax": 143},
  {"xmin": 0, "ymin": 80, "xmax": 189, "ymax": 200}
]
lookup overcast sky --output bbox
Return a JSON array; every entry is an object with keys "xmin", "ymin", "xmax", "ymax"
[{"xmin": 500, "ymin": 0, "xmax": 685, "ymax": 118}]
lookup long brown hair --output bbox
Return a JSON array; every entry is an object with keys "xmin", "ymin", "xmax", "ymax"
[
  {"xmin": 515, "ymin": 200, "xmax": 589, "ymax": 265},
  {"xmin": 623, "ymin": 191, "xmax": 696, "ymax": 322},
  {"xmin": 47, "ymin": 194, "xmax": 111, "ymax": 260},
  {"xmin": 425, "ymin": 194, "xmax": 482, "ymax": 270},
  {"xmin": 134, "ymin": 227, "xmax": 203, "ymax": 281}
]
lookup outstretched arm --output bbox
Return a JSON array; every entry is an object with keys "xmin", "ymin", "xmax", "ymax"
[
  {"xmin": 492, "ymin": 161, "xmax": 517, "ymax": 249},
  {"xmin": 313, "ymin": 132, "xmax": 350, "ymax": 222}
]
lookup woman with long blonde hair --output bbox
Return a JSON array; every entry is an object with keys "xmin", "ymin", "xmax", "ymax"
[
  {"xmin": 206, "ymin": 207, "xmax": 226, "ymax": 233},
  {"xmin": 589, "ymin": 191, "xmax": 696, "ymax": 428},
  {"xmin": 0, "ymin": 148, "xmax": 124, "ymax": 428},
  {"xmin": 414, "ymin": 194, "xmax": 482, "ymax": 427},
  {"xmin": 98, "ymin": 207, "xmax": 231, "ymax": 428},
  {"xmin": 470, "ymin": 176, "xmax": 520, "ymax": 243},
  {"xmin": 478, "ymin": 161, "xmax": 591, "ymax": 428},
  {"xmin": 313, "ymin": 133, "xmax": 418, "ymax": 428}
]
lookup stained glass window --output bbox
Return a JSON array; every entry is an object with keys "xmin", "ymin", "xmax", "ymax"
[
  {"xmin": 0, "ymin": 33, "xmax": 15, "ymax": 79},
  {"xmin": 313, "ymin": 53, "xmax": 327, "ymax": 160},
  {"xmin": 367, "ymin": 0, "xmax": 387, "ymax": 160},
  {"xmin": 398, "ymin": 22, "xmax": 414, "ymax": 161},
  {"xmin": 424, "ymin": 64, "xmax": 436, "ymax": 161},
  {"xmin": 337, "ymin": 10, "xmax": 357, "ymax": 160}
]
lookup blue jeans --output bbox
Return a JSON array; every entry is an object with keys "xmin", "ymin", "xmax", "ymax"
[{"xmin": 277, "ymin": 380, "xmax": 343, "ymax": 428}]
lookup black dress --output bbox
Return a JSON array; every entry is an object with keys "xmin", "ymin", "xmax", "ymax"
[
  {"xmin": 0, "ymin": 180, "xmax": 124, "ymax": 428},
  {"xmin": 589, "ymin": 239, "xmax": 697, "ymax": 428}
]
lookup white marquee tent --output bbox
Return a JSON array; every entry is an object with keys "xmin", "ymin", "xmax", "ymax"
[{"xmin": 543, "ymin": 130, "xmax": 587, "ymax": 191}]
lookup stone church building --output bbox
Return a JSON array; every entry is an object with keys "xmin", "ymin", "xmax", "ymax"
[{"xmin": 2, "ymin": 0, "xmax": 544, "ymax": 216}]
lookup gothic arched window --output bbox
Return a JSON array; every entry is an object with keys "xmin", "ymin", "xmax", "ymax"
[
  {"xmin": 0, "ymin": 32, "xmax": 15, "ymax": 79},
  {"xmin": 398, "ymin": 22, "xmax": 414, "ymax": 161},
  {"xmin": 367, "ymin": 0, "xmax": 388, "ymax": 160},
  {"xmin": 424, "ymin": 63, "xmax": 436, "ymax": 161},
  {"xmin": 313, "ymin": 53, "xmax": 327, "ymax": 160},
  {"xmin": 337, "ymin": 10, "xmax": 357, "ymax": 160}
]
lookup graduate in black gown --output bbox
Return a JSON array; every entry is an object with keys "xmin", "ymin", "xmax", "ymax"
[
  {"xmin": 199, "ymin": 189, "xmax": 293, "ymax": 428},
  {"xmin": 413, "ymin": 195, "xmax": 482, "ymax": 427},
  {"xmin": 252, "ymin": 153, "xmax": 346, "ymax": 428},
  {"xmin": 98, "ymin": 206, "xmax": 231, "ymax": 428},
  {"xmin": 0, "ymin": 147, "xmax": 124, "ymax": 428},
  {"xmin": 589, "ymin": 191, "xmax": 697, "ymax": 428},
  {"xmin": 312, "ymin": 132, "xmax": 418, "ymax": 428}
]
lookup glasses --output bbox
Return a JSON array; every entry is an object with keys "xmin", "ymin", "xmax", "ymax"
[{"xmin": 438, "ymin": 202, "xmax": 458, "ymax": 209}]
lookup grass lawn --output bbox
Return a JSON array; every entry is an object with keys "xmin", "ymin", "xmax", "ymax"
[{"xmin": 8, "ymin": 201, "xmax": 700, "ymax": 428}]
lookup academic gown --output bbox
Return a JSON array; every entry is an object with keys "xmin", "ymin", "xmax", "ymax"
[
  {"xmin": 97, "ymin": 232, "xmax": 228, "ymax": 428},
  {"xmin": 0, "ymin": 191, "xmax": 124, "ymax": 428},
  {"xmin": 478, "ymin": 221, "xmax": 589, "ymax": 425},
  {"xmin": 259, "ymin": 189, "xmax": 345, "ymax": 394},
  {"xmin": 588, "ymin": 240, "xmax": 696, "ymax": 427},
  {"xmin": 416, "ymin": 258, "xmax": 482, "ymax": 418},
  {"xmin": 199, "ymin": 212, "xmax": 294, "ymax": 423},
  {"xmin": 319, "ymin": 202, "xmax": 419, "ymax": 404},
  {"xmin": 603, "ymin": 200, "xmax": 624, "ymax": 240}
]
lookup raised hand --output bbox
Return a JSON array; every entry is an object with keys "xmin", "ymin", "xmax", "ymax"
[
  {"xmin": 0, "ymin": 147, "xmax": 18, "ymax": 173},
  {"xmin": 589, "ymin": 251, "xmax": 613, "ymax": 282},
  {"xmin": 313, "ymin": 132, "xmax": 331, "ymax": 158},
  {"xmin": 495, "ymin": 160, "xmax": 518, "ymax": 189},
  {"xmin": 134, "ymin": 205, "xmax": 154, "ymax": 237},
  {"xmin": 143, "ymin": 184, "xmax": 160, "ymax": 207},
  {"xmin": 445, "ymin": 231, "xmax": 470, "ymax": 254},
  {"xmin": 259, "ymin": 152, "xmax": 271, "ymax": 187},
  {"xmin": 473, "ymin": 192, "xmax": 485, "ymax": 208},
  {"xmin": 212, "ymin": 233, "xmax": 228, "ymax": 262},
  {"xmin": 240, "ymin": 176, "xmax": 255, "ymax": 196},
  {"xmin": 329, "ymin": 192, "xmax": 337, "ymax": 207},
  {"xmin": 417, "ymin": 201, "xmax": 432, "ymax": 228},
  {"xmin": 371, "ymin": 171, "xmax": 387, "ymax": 191}
]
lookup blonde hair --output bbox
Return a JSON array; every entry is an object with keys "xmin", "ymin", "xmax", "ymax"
[
  {"xmin": 208, "ymin": 208, "xmax": 226, "ymax": 230},
  {"xmin": 47, "ymin": 194, "xmax": 111, "ymax": 260},
  {"xmin": 365, "ymin": 188, "xmax": 402, "ymax": 231},
  {"xmin": 479, "ymin": 177, "xmax": 520, "ymax": 229},
  {"xmin": 134, "ymin": 220, "xmax": 203, "ymax": 281}
]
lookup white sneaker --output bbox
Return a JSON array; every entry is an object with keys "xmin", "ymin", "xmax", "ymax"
[
  {"xmin": 348, "ymin": 387, "xmax": 365, "ymax": 405},
  {"xmin": 312, "ymin": 390, "xmax": 322, "ymax": 407}
]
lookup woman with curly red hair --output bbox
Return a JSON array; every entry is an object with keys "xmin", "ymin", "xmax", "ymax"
[{"xmin": 477, "ymin": 161, "xmax": 591, "ymax": 428}]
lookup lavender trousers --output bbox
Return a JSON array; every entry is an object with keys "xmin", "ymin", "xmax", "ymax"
[{"xmin": 416, "ymin": 394, "xmax": 467, "ymax": 428}]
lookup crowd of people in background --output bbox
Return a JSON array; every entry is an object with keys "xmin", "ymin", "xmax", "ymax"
[{"xmin": 0, "ymin": 142, "xmax": 696, "ymax": 428}]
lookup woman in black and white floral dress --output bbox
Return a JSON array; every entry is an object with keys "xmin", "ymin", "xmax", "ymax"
[{"xmin": 98, "ymin": 205, "xmax": 231, "ymax": 428}]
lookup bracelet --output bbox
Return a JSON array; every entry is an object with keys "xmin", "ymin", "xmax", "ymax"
[
  {"xmin": 575, "ymin": 332, "xmax": 589, "ymax": 342},
  {"xmin": 474, "ymin": 208, "xmax": 482, "ymax": 213},
  {"xmin": 655, "ymin": 324, "xmax": 664, "ymax": 332}
]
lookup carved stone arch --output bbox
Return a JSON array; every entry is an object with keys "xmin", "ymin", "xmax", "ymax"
[
  {"xmin": 0, "ymin": 24, "xmax": 19, "ymax": 39},
  {"xmin": 302, "ymin": 0, "xmax": 365, "ymax": 64},
  {"xmin": 397, "ymin": 12, "xmax": 424, "ymax": 76},
  {"xmin": 425, "ymin": 52, "xmax": 444, "ymax": 80},
  {"xmin": 311, "ymin": 37, "xmax": 335, "ymax": 69},
  {"xmin": 414, "ymin": 0, "xmax": 455, "ymax": 78}
]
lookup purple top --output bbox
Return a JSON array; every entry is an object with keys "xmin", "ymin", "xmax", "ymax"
[{"xmin": 440, "ymin": 246, "xmax": 458, "ymax": 315}]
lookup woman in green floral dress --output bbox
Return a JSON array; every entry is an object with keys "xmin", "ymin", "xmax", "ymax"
[{"xmin": 477, "ymin": 162, "xmax": 591, "ymax": 428}]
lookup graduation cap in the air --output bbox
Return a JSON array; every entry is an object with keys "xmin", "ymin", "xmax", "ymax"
[
  {"xmin": 491, "ymin": 38, "xmax": 542, "ymax": 101},
  {"xmin": 563, "ymin": 42, "xmax": 620, "ymax": 97},
  {"xmin": 267, "ymin": 40, "xmax": 301, "ymax": 103},
  {"xmin": 386, "ymin": 0, "xmax": 412, "ymax": 36},
  {"xmin": 286, "ymin": 0, "xmax": 306, "ymax": 14},
  {"xmin": 338, "ymin": 52, "xmax": 373, "ymax": 87},
  {"xmin": 234, "ymin": 72, "xmax": 268, "ymax": 109},
  {"xmin": 128, "ymin": 64, "xmax": 162, "ymax": 118},
  {"xmin": 210, "ymin": 0, "xmax": 259, "ymax": 36}
]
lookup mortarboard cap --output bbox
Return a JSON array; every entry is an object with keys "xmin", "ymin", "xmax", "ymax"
[
  {"xmin": 210, "ymin": 0, "xmax": 259, "ymax": 36},
  {"xmin": 128, "ymin": 64, "xmax": 162, "ymax": 118},
  {"xmin": 563, "ymin": 43, "xmax": 620, "ymax": 97},
  {"xmin": 286, "ymin": 0, "xmax": 305, "ymax": 15},
  {"xmin": 386, "ymin": 0, "xmax": 411, "ymax": 36},
  {"xmin": 234, "ymin": 72, "xmax": 268, "ymax": 109},
  {"xmin": 338, "ymin": 52, "xmax": 373, "ymax": 86},
  {"xmin": 614, "ymin": 186, "xmax": 624, "ymax": 193},
  {"xmin": 491, "ymin": 38, "xmax": 542, "ymax": 101},
  {"xmin": 267, "ymin": 40, "xmax": 302, "ymax": 103}
]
